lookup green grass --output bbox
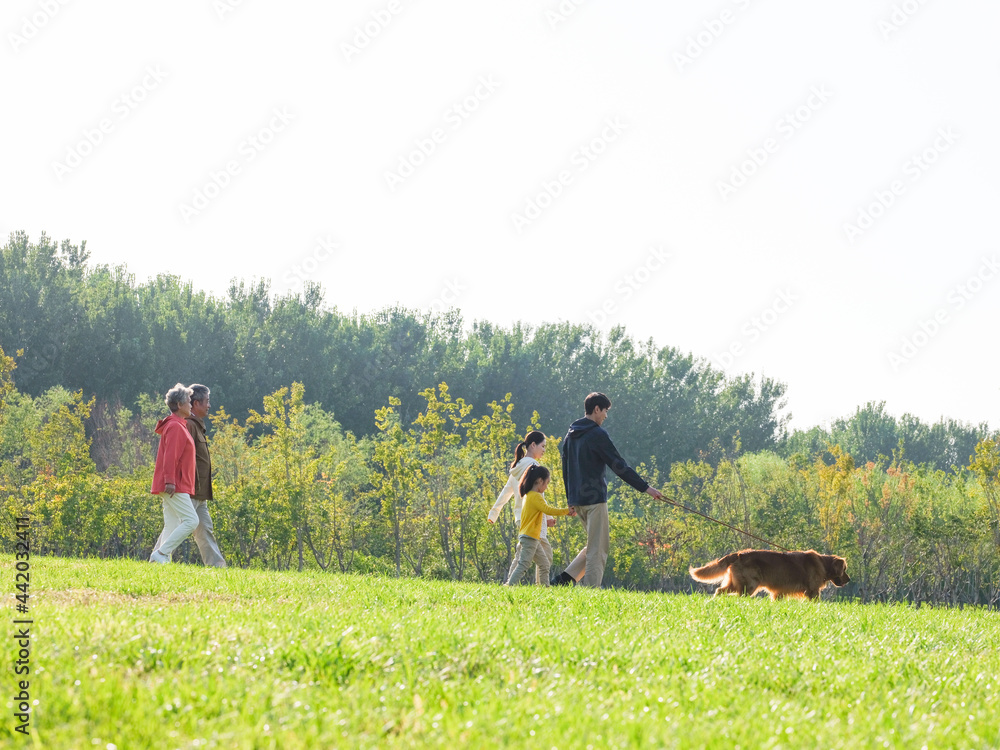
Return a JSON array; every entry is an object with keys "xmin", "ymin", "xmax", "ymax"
[{"xmin": 3, "ymin": 555, "xmax": 999, "ymax": 749}]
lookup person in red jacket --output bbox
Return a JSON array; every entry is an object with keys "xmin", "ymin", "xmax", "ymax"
[{"xmin": 149, "ymin": 383, "xmax": 199, "ymax": 563}]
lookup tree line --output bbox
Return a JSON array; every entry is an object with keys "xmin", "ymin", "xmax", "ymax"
[
  {"xmin": 2, "ymin": 231, "xmax": 990, "ymax": 473},
  {"xmin": 1, "ymin": 231, "xmax": 787, "ymax": 472}
]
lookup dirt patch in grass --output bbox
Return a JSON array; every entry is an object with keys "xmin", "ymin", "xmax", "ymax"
[{"xmin": 32, "ymin": 588, "xmax": 241, "ymax": 607}]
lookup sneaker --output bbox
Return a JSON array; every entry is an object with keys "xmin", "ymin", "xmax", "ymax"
[
  {"xmin": 551, "ymin": 571, "xmax": 575, "ymax": 586},
  {"xmin": 149, "ymin": 549, "xmax": 170, "ymax": 564}
]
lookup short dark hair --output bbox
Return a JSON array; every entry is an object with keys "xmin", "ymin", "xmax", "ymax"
[
  {"xmin": 189, "ymin": 384, "xmax": 210, "ymax": 403},
  {"xmin": 584, "ymin": 392, "xmax": 611, "ymax": 415}
]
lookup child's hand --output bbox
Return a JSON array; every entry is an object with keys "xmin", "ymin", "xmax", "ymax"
[
  {"xmin": 546, "ymin": 518, "xmax": 556, "ymax": 527},
  {"xmin": 567, "ymin": 507, "xmax": 577, "ymax": 517}
]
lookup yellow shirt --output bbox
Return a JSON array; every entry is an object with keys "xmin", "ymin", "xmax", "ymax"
[{"xmin": 518, "ymin": 490, "xmax": 570, "ymax": 540}]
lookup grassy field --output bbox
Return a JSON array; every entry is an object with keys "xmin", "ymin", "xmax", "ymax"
[{"xmin": 2, "ymin": 555, "xmax": 999, "ymax": 749}]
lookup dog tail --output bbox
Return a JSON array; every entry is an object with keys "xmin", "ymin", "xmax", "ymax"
[{"xmin": 689, "ymin": 552, "xmax": 739, "ymax": 583}]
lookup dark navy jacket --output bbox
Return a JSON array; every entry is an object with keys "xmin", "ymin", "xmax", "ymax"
[{"xmin": 560, "ymin": 418, "xmax": 649, "ymax": 506}]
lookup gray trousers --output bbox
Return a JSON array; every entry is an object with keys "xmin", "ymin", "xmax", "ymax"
[
  {"xmin": 575, "ymin": 503, "xmax": 609, "ymax": 588},
  {"xmin": 156, "ymin": 497, "xmax": 227, "ymax": 567},
  {"xmin": 505, "ymin": 536, "xmax": 553, "ymax": 586},
  {"xmin": 505, "ymin": 536, "xmax": 553, "ymax": 585}
]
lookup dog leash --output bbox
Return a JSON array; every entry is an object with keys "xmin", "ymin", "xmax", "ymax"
[{"xmin": 653, "ymin": 494, "xmax": 793, "ymax": 552}]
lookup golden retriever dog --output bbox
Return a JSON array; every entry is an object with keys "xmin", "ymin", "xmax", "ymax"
[{"xmin": 689, "ymin": 549, "xmax": 850, "ymax": 600}]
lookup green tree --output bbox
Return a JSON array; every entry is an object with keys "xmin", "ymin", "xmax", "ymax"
[
  {"xmin": 0, "ymin": 344, "xmax": 15, "ymax": 422},
  {"xmin": 464, "ymin": 394, "xmax": 520, "ymax": 581},
  {"xmin": 411, "ymin": 383, "xmax": 473, "ymax": 579},
  {"xmin": 968, "ymin": 438, "xmax": 1000, "ymax": 555},
  {"xmin": 309, "ymin": 433, "xmax": 372, "ymax": 573},
  {"xmin": 812, "ymin": 445, "xmax": 854, "ymax": 553},
  {"xmin": 246, "ymin": 383, "xmax": 317, "ymax": 570},
  {"xmin": 830, "ymin": 401, "xmax": 899, "ymax": 465},
  {"xmin": 208, "ymin": 405, "xmax": 272, "ymax": 567},
  {"xmin": 371, "ymin": 396, "xmax": 424, "ymax": 577}
]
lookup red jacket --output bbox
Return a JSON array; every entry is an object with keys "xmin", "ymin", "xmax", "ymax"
[{"xmin": 151, "ymin": 413, "xmax": 196, "ymax": 495}]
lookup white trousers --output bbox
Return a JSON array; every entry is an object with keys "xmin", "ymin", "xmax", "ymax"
[{"xmin": 153, "ymin": 492, "xmax": 199, "ymax": 557}]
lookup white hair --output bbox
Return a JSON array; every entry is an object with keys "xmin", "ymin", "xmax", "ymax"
[{"xmin": 164, "ymin": 383, "xmax": 193, "ymax": 412}]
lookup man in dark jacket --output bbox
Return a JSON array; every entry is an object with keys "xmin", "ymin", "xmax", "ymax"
[
  {"xmin": 185, "ymin": 384, "xmax": 227, "ymax": 567},
  {"xmin": 560, "ymin": 392, "xmax": 664, "ymax": 587}
]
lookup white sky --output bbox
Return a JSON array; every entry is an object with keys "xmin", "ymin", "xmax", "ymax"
[{"xmin": 4, "ymin": 0, "xmax": 998, "ymax": 432}]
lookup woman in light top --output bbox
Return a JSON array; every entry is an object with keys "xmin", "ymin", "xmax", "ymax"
[
  {"xmin": 504, "ymin": 465, "xmax": 576, "ymax": 586},
  {"xmin": 488, "ymin": 431, "xmax": 556, "ymax": 585}
]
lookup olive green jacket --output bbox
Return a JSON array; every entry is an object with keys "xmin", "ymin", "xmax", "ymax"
[{"xmin": 185, "ymin": 415, "xmax": 213, "ymax": 501}]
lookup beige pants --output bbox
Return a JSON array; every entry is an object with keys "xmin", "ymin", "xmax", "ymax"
[
  {"xmin": 506, "ymin": 536, "xmax": 553, "ymax": 586},
  {"xmin": 575, "ymin": 503, "xmax": 610, "ymax": 588},
  {"xmin": 191, "ymin": 499, "xmax": 227, "ymax": 567},
  {"xmin": 155, "ymin": 497, "xmax": 227, "ymax": 567}
]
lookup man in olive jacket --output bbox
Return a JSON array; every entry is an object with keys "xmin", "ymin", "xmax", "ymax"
[
  {"xmin": 561, "ymin": 392, "xmax": 664, "ymax": 587},
  {"xmin": 185, "ymin": 384, "xmax": 227, "ymax": 567}
]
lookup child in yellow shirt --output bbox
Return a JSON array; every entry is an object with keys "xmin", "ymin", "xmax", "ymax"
[{"xmin": 505, "ymin": 465, "xmax": 576, "ymax": 586}]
